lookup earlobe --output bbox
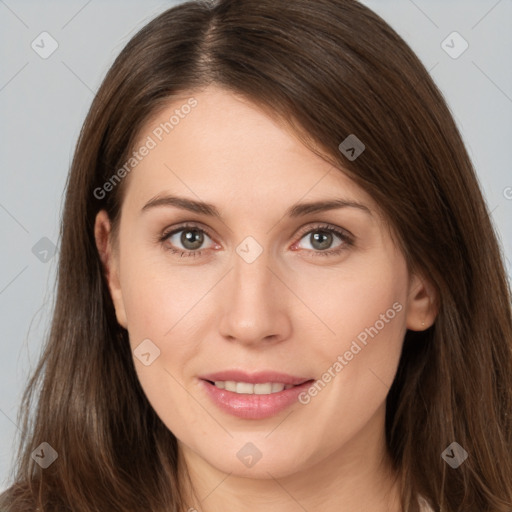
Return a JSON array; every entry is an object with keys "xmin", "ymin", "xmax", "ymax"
[
  {"xmin": 94, "ymin": 210, "xmax": 128, "ymax": 329},
  {"xmin": 405, "ymin": 273, "xmax": 438, "ymax": 332}
]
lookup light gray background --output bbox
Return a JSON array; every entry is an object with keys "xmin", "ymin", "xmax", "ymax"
[{"xmin": 1, "ymin": 0, "xmax": 511, "ymax": 491}]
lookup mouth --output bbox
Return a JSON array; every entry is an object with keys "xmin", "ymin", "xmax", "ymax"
[{"xmin": 199, "ymin": 370, "xmax": 314, "ymax": 419}]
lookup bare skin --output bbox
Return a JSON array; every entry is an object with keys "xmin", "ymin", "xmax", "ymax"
[{"xmin": 95, "ymin": 86, "xmax": 436, "ymax": 512}]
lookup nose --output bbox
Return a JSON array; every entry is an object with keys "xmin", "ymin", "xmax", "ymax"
[{"xmin": 217, "ymin": 249, "xmax": 293, "ymax": 346}]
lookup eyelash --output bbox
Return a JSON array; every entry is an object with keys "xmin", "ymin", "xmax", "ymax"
[{"xmin": 158, "ymin": 222, "xmax": 354, "ymax": 258}]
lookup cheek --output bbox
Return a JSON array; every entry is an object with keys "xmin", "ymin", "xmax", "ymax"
[
  {"xmin": 293, "ymin": 254, "xmax": 408, "ymax": 440},
  {"xmin": 119, "ymin": 240, "xmax": 215, "ymax": 343},
  {"xmin": 293, "ymin": 252, "xmax": 408, "ymax": 397},
  {"xmin": 118, "ymin": 247, "xmax": 224, "ymax": 418},
  {"xmin": 294, "ymin": 253, "xmax": 408, "ymax": 352},
  {"xmin": 119, "ymin": 255, "xmax": 213, "ymax": 434}
]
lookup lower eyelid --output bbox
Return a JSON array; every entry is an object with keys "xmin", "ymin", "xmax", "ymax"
[{"xmin": 167, "ymin": 247, "xmax": 204, "ymax": 258}]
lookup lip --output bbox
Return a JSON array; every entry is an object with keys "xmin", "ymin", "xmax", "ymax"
[{"xmin": 199, "ymin": 370, "xmax": 314, "ymax": 420}]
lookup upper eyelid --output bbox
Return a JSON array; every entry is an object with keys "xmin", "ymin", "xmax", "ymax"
[
  {"xmin": 163, "ymin": 222, "xmax": 215, "ymax": 238},
  {"xmin": 295, "ymin": 223, "xmax": 352, "ymax": 239}
]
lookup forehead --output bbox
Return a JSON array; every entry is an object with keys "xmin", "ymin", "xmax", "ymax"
[{"xmin": 123, "ymin": 86, "xmax": 377, "ymax": 216}]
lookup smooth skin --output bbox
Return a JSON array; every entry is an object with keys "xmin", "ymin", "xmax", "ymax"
[{"xmin": 95, "ymin": 86, "xmax": 436, "ymax": 512}]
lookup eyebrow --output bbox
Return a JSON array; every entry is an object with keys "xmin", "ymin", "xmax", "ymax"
[{"xmin": 141, "ymin": 194, "xmax": 372, "ymax": 217}]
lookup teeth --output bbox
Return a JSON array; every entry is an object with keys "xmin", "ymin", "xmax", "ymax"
[
  {"xmin": 236, "ymin": 382, "xmax": 254, "ymax": 394},
  {"xmin": 213, "ymin": 381, "xmax": 295, "ymax": 394},
  {"xmin": 224, "ymin": 381, "xmax": 236, "ymax": 392}
]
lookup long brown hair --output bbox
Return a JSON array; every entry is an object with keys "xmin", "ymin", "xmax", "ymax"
[{"xmin": 2, "ymin": 1, "xmax": 511, "ymax": 510}]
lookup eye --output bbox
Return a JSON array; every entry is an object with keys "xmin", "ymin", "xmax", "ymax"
[
  {"xmin": 159, "ymin": 222, "xmax": 353, "ymax": 258},
  {"xmin": 292, "ymin": 224, "xmax": 353, "ymax": 256},
  {"xmin": 160, "ymin": 223, "xmax": 219, "ymax": 257}
]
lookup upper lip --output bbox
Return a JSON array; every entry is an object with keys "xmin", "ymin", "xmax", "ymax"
[{"xmin": 200, "ymin": 370, "xmax": 313, "ymax": 386}]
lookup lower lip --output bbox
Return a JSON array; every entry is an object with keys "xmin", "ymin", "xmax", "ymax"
[{"xmin": 200, "ymin": 379, "xmax": 314, "ymax": 420}]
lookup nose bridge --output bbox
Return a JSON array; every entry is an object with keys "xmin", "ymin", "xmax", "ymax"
[
  {"xmin": 232, "ymin": 234, "xmax": 275, "ymax": 297},
  {"xmin": 218, "ymin": 240, "xmax": 291, "ymax": 344},
  {"xmin": 232, "ymin": 244, "xmax": 277, "ymax": 315},
  {"xmin": 233, "ymin": 248, "xmax": 272, "ymax": 298}
]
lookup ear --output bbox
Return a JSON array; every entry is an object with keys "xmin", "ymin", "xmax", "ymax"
[
  {"xmin": 94, "ymin": 210, "xmax": 128, "ymax": 329},
  {"xmin": 405, "ymin": 273, "xmax": 437, "ymax": 331}
]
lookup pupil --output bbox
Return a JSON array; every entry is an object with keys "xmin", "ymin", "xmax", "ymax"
[
  {"xmin": 181, "ymin": 230, "xmax": 204, "ymax": 250},
  {"xmin": 311, "ymin": 231, "xmax": 332, "ymax": 250}
]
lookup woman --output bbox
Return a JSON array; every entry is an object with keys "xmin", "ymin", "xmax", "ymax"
[{"xmin": 1, "ymin": 0, "xmax": 511, "ymax": 511}]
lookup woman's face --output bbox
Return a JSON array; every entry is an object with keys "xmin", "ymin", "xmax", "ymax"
[{"xmin": 96, "ymin": 86, "xmax": 432, "ymax": 480}]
